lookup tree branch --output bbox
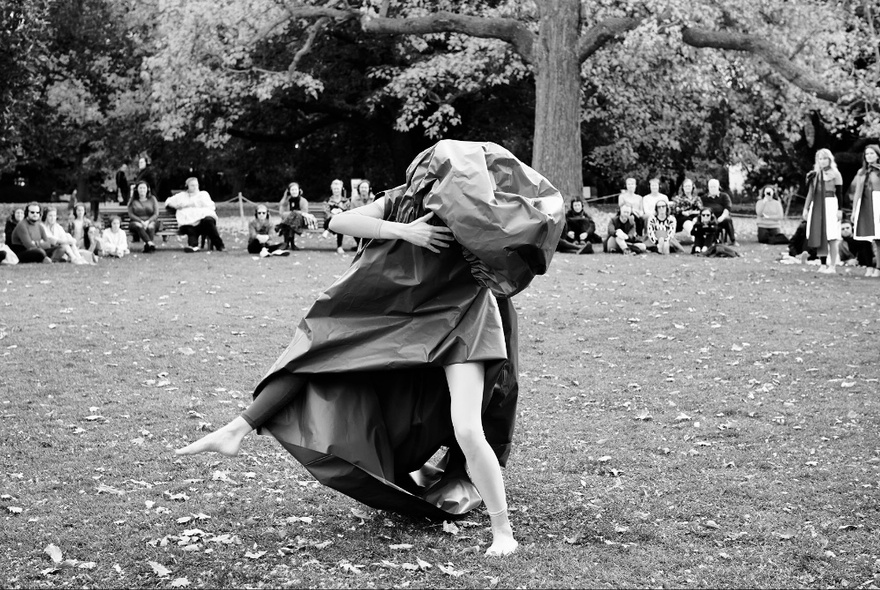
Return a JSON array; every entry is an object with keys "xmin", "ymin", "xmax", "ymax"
[
  {"xmin": 360, "ymin": 11, "xmax": 536, "ymax": 63},
  {"xmin": 289, "ymin": 17, "xmax": 329, "ymax": 72},
  {"xmin": 681, "ymin": 27, "xmax": 842, "ymax": 103},
  {"xmin": 227, "ymin": 115, "xmax": 336, "ymax": 144},
  {"xmin": 578, "ymin": 16, "xmax": 641, "ymax": 63}
]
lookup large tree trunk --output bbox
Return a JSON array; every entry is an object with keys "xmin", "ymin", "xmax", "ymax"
[{"xmin": 532, "ymin": 0, "xmax": 582, "ymax": 201}]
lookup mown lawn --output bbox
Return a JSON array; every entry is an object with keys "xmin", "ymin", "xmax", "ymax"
[{"xmin": 1, "ymin": 218, "xmax": 878, "ymax": 589}]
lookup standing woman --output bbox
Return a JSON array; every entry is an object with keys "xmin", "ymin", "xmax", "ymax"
[
  {"xmin": 135, "ymin": 156, "xmax": 159, "ymax": 196},
  {"xmin": 174, "ymin": 140, "xmax": 565, "ymax": 557},
  {"xmin": 128, "ymin": 180, "xmax": 160, "ymax": 253},
  {"xmin": 850, "ymin": 144, "xmax": 880, "ymax": 277},
  {"xmin": 803, "ymin": 148, "xmax": 843, "ymax": 274}
]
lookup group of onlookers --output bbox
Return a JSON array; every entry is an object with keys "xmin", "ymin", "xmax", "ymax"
[
  {"xmin": 558, "ymin": 176, "xmax": 742, "ymax": 257},
  {"xmin": 2, "ymin": 202, "xmax": 130, "ymax": 265}
]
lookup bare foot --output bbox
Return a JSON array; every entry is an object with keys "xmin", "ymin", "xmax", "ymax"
[
  {"xmin": 485, "ymin": 534, "xmax": 518, "ymax": 557},
  {"xmin": 175, "ymin": 417, "xmax": 251, "ymax": 456},
  {"xmin": 485, "ymin": 512, "xmax": 518, "ymax": 557}
]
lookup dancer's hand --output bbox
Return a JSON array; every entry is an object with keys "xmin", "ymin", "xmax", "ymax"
[{"xmin": 403, "ymin": 212, "xmax": 454, "ymax": 253}]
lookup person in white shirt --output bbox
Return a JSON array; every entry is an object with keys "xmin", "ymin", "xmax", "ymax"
[
  {"xmin": 165, "ymin": 177, "xmax": 226, "ymax": 252},
  {"xmin": 101, "ymin": 216, "xmax": 130, "ymax": 258},
  {"xmin": 642, "ymin": 178, "xmax": 670, "ymax": 220},
  {"xmin": 41, "ymin": 207, "xmax": 89, "ymax": 264}
]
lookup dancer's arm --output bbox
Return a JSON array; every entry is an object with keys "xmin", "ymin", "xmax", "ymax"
[{"xmin": 330, "ymin": 198, "xmax": 454, "ymax": 253}]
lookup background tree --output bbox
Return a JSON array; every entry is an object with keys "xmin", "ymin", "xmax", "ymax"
[{"xmin": 135, "ymin": 0, "xmax": 879, "ymax": 203}]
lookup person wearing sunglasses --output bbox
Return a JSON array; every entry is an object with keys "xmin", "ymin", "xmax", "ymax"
[
  {"xmin": 755, "ymin": 185, "xmax": 789, "ymax": 244},
  {"xmin": 703, "ymin": 179, "xmax": 738, "ymax": 246},
  {"xmin": 691, "ymin": 208, "xmax": 719, "ymax": 254},
  {"xmin": 247, "ymin": 205, "xmax": 289, "ymax": 257},
  {"xmin": 9, "ymin": 203, "xmax": 57, "ymax": 263}
]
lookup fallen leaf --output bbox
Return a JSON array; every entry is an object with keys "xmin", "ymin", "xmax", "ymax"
[
  {"xmin": 244, "ymin": 550, "xmax": 266, "ymax": 559},
  {"xmin": 148, "ymin": 561, "xmax": 171, "ymax": 577},
  {"xmin": 350, "ymin": 508, "xmax": 369, "ymax": 520},
  {"xmin": 7, "ymin": 506, "xmax": 23, "ymax": 514},
  {"xmin": 416, "ymin": 557, "xmax": 432, "ymax": 571},
  {"xmin": 169, "ymin": 578, "xmax": 190, "ymax": 588},
  {"xmin": 44, "ymin": 544, "xmax": 62, "ymax": 563},
  {"xmin": 97, "ymin": 483, "xmax": 126, "ymax": 496},
  {"xmin": 389, "ymin": 543, "xmax": 413, "ymax": 550},
  {"xmin": 634, "ymin": 409, "xmax": 652, "ymax": 421},
  {"xmin": 438, "ymin": 563, "xmax": 465, "ymax": 577},
  {"xmin": 704, "ymin": 520, "xmax": 721, "ymax": 530},
  {"xmin": 339, "ymin": 561, "xmax": 363, "ymax": 574},
  {"xmin": 313, "ymin": 540, "xmax": 332, "ymax": 550},
  {"xmin": 675, "ymin": 413, "xmax": 692, "ymax": 422},
  {"xmin": 442, "ymin": 521, "xmax": 460, "ymax": 535}
]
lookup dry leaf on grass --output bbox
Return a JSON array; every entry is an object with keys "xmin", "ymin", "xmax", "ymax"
[
  {"xmin": 442, "ymin": 521, "xmax": 460, "ymax": 535},
  {"xmin": 169, "ymin": 578, "xmax": 190, "ymax": 588},
  {"xmin": 44, "ymin": 544, "xmax": 62, "ymax": 563},
  {"xmin": 438, "ymin": 563, "xmax": 465, "ymax": 577},
  {"xmin": 148, "ymin": 561, "xmax": 171, "ymax": 577}
]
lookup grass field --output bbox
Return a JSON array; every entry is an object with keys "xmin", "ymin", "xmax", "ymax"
[{"xmin": 1, "ymin": 216, "xmax": 878, "ymax": 589}]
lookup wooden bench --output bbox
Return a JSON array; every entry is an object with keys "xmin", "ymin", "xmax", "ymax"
[{"xmin": 99, "ymin": 205, "xmax": 180, "ymax": 243}]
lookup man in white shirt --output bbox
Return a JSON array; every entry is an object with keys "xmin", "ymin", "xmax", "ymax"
[
  {"xmin": 642, "ymin": 178, "xmax": 669, "ymax": 220},
  {"xmin": 165, "ymin": 177, "xmax": 226, "ymax": 252}
]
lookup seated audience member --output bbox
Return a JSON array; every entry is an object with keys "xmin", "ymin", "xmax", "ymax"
[
  {"xmin": 839, "ymin": 219, "xmax": 875, "ymax": 269},
  {"xmin": 618, "ymin": 177, "xmax": 645, "ymax": 236},
  {"xmin": 642, "ymin": 178, "xmax": 670, "ymax": 221},
  {"xmin": 646, "ymin": 200, "xmax": 682, "ymax": 254},
  {"xmin": 671, "ymin": 178, "xmax": 702, "ymax": 237},
  {"xmin": 786, "ymin": 220, "xmax": 819, "ymax": 262},
  {"xmin": 755, "ymin": 185, "xmax": 789, "ymax": 244},
  {"xmin": 128, "ymin": 180, "xmax": 160, "ymax": 253},
  {"xmin": 566, "ymin": 199, "xmax": 602, "ymax": 246},
  {"xmin": 66, "ymin": 203, "xmax": 93, "ymax": 249},
  {"xmin": 82, "ymin": 225, "xmax": 103, "ymax": 263},
  {"xmin": 277, "ymin": 181, "xmax": 317, "ymax": 250},
  {"xmin": 691, "ymin": 208, "xmax": 719, "ymax": 254},
  {"xmin": 165, "ymin": 177, "xmax": 226, "ymax": 253},
  {"xmin": 101, "ymin": 215, "xmax": 130, "ymax": 258},
  {"xmin": 606, "ymin": 205, "xmax": 647, "ymax": 254},
  {"xmin": 0, "ymin": 243, "xmax": 18, "ymax": 265},
  {"xmin": 5, "ymin": 208, "xmax": 24, "ymax": 249},
  {"xmin": 10, "ymin": 203, "xmax": 57, "ymax": 263},
  {"xmin": 248, "ymin": 205, "xmax": 289, "ymax": 257},
  {"xmin": 703, "ymin": 179, "xmax": 737, "ymax": 245},
  {"xmin": 322, "ymin": 179, "xmax": 350, "ymax": 254},
  {"xmin": 42, "ymin": 207, "xmax": 89, "ymax": 264}
]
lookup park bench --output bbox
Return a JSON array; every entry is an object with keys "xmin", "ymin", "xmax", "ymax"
[{"xmin": 99, "ymin": 205, "xmax": 181, "ymax": 243}]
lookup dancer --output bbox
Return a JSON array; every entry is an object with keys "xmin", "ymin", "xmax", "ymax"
[
  {"xmin": 849, "ymin": 144, "xmax": 880, "ymax": 277},
  {"xmin": 803, "ymin": 148, "xmax": 843, "ymax": 274},
  {"xmin": 175, "ymin": 140, "xmax": 564, "ymax": 557}
]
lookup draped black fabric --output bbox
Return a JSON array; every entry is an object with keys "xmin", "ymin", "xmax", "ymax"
[
  {"xmin": 806, "ymin": 171, "xmax": 829, "ymax": 255},
  {"xmin": 253, "ymin": 140, "xmax": 564, "ymax": 518}
]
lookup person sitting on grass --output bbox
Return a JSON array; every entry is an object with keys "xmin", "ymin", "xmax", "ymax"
[
  {"xmin": 839, "ymin": 219, "xmax": 875, "ymax": 269},
  {"xmin": 691, "ymin": 208, "xmax": 719, "ymax": 254},
  {"xmin": 5, "ymin": 207, "xmax": 24, "ymax": 249},
  {"xmin": 165, "ymin": 177, "xmax": 226, "ymax": 253},
  {"xmin": 11, "ymin": 203, "xmax": 59, "ymax": 263},
  {"xmin": 248, "ymin": 205, "xmax": 289, "ymax": 258},
  {"xmin": 606, "ymin": 204, "xmax": 647, "ymax": 254},
  {"xmin": 646, "ymin": 200, "xmax": 682, "ymax": 254},
  {"xmin": 42, "ymin": 207, "xmax": 90, "ymax": 264},
  {"xmin": 565, "ymin": 198, "xmax": 602, "ymax": 251},
  {"xmin": 755, "ymin": 185, "xmax": 789, "ymax": 244},
  {"xmin": 101, "ymin": 215, "xmax": 130, "ymax": 258},
  {"xmin": 81, "ymin": 225, "xmax": 103, "ymax": 263},
  {"xmin": 277, "ymin": 182, "xmax": 317, "ymax": 251}
]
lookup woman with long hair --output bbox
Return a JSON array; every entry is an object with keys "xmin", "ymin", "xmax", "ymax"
[
  {"xmin": 127, "ymin": 180, "xmax": 160, "ymax": 253},
  {"xmin": 803, "ymin": 148, "xmax": 843, "ymax": 273},
  {"xmin": 670, "ymin": 178, "xmax": 702, "ymax": 236},
  {"xmin": 849, "ymin": 144, "xmax": 880, "ymax": 277}
]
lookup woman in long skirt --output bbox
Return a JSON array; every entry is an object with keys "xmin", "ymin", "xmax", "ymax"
[
  {"xmin": 175, "ymin": 140, "xmax": 564, "ymax": 557},
  {"xmin": 803, "ymin": 148, "xmax": 843, "ymax": 273},
  {"xmin": 850, "ymin": 144, "xmax": 880, "ymax": 277}
]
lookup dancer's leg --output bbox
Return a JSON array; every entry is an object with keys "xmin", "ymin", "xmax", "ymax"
[
  {"xmin": 175, "ymin": 371, "xmax": 306, "ymax": 456},
  {"xmin": 444, "ymin": 362, "xmax": 517, "ymax": 557}
]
